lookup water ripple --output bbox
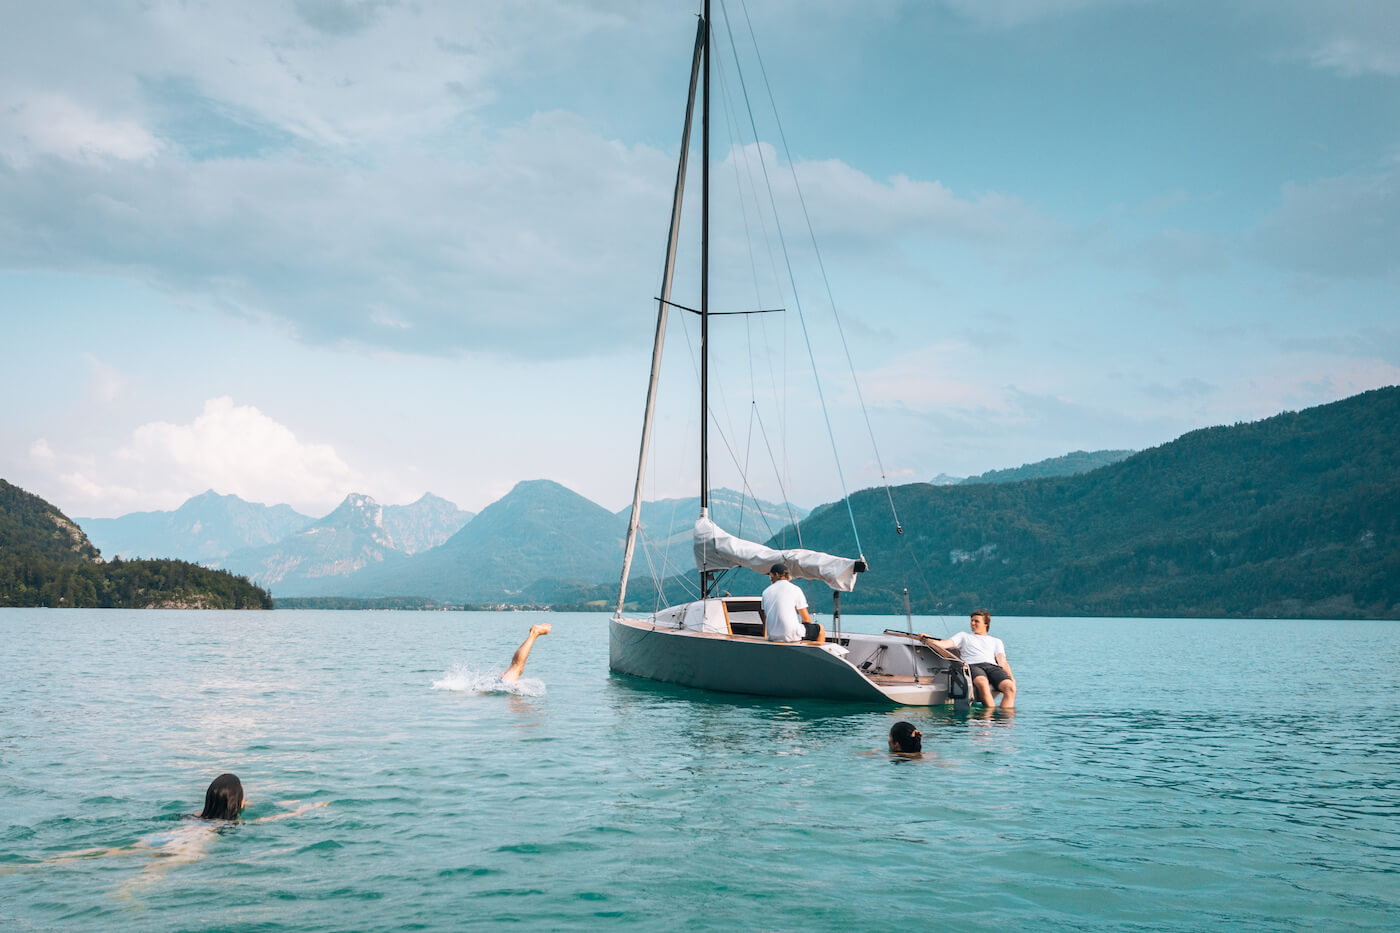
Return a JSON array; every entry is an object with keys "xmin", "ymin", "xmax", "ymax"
[{"xmin": 1, "ymin": 610, "xmax": 1397, "ymax": 931}]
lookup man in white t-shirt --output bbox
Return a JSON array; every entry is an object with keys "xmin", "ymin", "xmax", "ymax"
[
  {"xmin": 760, "ymin": 564, "xmax": 824, "ymax": 643},
  {"xmin": 930, "ymin": 610, "xmax": 1016, "ymax": 709}
]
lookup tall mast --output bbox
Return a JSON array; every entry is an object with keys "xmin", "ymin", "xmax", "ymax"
[
  {"xmin": 699, "ymin": 0, "xmax": 713, "ymax": 597},
  {"xmin": 615, "ymin": 16, "xmax": 706, "ymax": 616}
]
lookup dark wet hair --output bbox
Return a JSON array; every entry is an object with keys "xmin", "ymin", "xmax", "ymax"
[
  {"xmin": 971, "ymin": 609, "xmax": 991, "ymax": 630},
  {"xmin": 889, "ymin": 721, "xmax": 922, "ymax": 753},
  {"xmin": 199, "ymin": 773, "xmax": 244, "ymax": 820}
]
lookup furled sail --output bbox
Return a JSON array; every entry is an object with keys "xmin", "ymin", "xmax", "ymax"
[{"xmin": 693, "ymin": 516, "xmax": 863, "ymax": 592}]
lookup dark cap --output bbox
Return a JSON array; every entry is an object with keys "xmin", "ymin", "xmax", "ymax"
[{"xmin": 769, "ymin": 563, "xmax": 787, "ymax": 575}]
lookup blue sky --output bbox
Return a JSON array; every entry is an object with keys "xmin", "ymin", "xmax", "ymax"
[{"xmin": 2, "ymin": 0, "xmax": 1397, "ymax": 520}]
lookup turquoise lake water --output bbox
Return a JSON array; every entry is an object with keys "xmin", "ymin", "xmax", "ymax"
[{"xmin": 2, "ymin": 609, "xmax": 1397, "ymax": 931}]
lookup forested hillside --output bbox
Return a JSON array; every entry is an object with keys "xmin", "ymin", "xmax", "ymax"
[
  {"xmin": 0, "ymin": 480, "xmax": 272, "ymax": 609},
  {"xmin": 626, "ymin": 388, "xmax": 1400, "ymax": 619}
]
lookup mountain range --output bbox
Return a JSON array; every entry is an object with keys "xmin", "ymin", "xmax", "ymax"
[
  {"xmin": 71, "ymin": 482, "xmax": 804, "ymax": 605},
  {"xmin": 217, "ymin": 492, "xmax": 473, "ymax": 591},
  {"xmin": 76, "ymin": 490, "xmax": 312, "ymax": 563},
  {"xmin": 58, "ymin": 388, "xmax": 1400, "ymax": 617},
  {"xmin": 227, "ymin": 482, "xmax": 802, "ymax": 602}
]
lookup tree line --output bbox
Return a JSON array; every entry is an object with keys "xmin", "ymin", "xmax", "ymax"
[{"xmin": 1, "ymin": 479, "xmax": 271, "ymax": 609}]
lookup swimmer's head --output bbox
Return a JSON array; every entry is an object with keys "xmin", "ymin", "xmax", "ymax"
[
  {"xmin": 199, "ymin": 773, "xmax": 244, "ymax": 820},
  {"xmin": 888, "ymin": 721, "xmax": 922, "ymax": 754}
]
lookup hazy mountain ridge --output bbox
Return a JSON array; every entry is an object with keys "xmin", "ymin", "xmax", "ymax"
[
  {"xmin": 381, "ymin": 493, "xmax": 474, "ymax": 554},
  {"xmin": 319, "ymin": 479, "xmax": 626, "ymax": 602},
  {"xmin": 77, "ymin": 490, "xmax": 474, "ymax": 592},
  {"xmin": 960, "ymin": 449, "xmax": 1136, "ymax": 485},
  {"xmin": 219, "ymin": 492, "xmax": 407, "ymax": 588},
  {"xmin": 50, "ymin": 388, "xmax": 1400, "ymax": 616},
  {"xmin": 76, "ymin": 490, "xmax": 312, "ymax": 563}
]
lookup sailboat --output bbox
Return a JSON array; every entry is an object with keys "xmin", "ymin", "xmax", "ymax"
[{"xmin": 609, "ymin": 1, "xmax": 971, "ymax": 707}]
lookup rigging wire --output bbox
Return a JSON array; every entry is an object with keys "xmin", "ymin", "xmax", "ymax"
[
  {"xmin": 691, "ymin": 28, "xmax": 802, "ymax": 551},
  {"xmin": 712, "ymin": 38, "xmax": 770, "ymax": 319},
  {"xmin": 712, "ymin": 38, "xmax": 758, "ymax": 542},
  {"xmin": 717, "ymin": 0, "xmax": 864, "ymax": 557},
  {"xmin": 717, "ymin": 45, "xmax": 791, "ymax": 523},
  {"xmin": 732, "ymin": 0, "xmax": 905, "ymax": 538},
  {"xmin": 750, "ymin": 403, "xmax": 803, "ymax": 547}
]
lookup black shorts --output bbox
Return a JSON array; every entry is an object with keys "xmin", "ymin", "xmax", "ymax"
[{"xmin": 969, "ymin": 663, "xmax": 1012, "ymax": 688}]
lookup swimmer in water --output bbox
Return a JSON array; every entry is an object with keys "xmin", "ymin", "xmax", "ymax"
[
  {"xmin": 499, "ymin": 623, "xmax": 551, "ymax": 684},
  {"xmin": 13, "ymin": 773, "xmax": 326, "ymax": 882},
  {"xmin": 888, "ymin": 721, "xmax": 923, "ymax": 756},
  {"xmin": 199, "ymin": 772, "xmax": 245, "ymax": 819},
  {"xmin": 193, "ymin": 772, "xmax": 325, "ymax": 823}
]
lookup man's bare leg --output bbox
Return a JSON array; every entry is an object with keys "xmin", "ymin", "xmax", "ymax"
[
  {"xmin": 500, "ymin": 623, "xmax": 551, "ymax": 683},
  {"xmin": 996, "ymin": 679, "xmax": 1016, "ymax": 710},
  {"xmin": 973, "ymin": 675, "xmax": 995, "ymax": 707}
]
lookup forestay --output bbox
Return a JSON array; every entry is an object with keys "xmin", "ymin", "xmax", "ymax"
[{"xmin": 692, "ymin": 515, "xmax": 862, "ymax": 592}]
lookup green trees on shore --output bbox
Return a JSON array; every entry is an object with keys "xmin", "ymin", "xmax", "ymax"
[
  {"xmin": 0, "ymin": 555, "xmax": 273, "ymax": 609},
  {"xmin": 0, "ymin": 479, "xmax": 271, "ymax": 609}
]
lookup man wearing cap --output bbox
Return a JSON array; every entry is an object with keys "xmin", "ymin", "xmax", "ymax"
[{"xmin": 761, "ymin": 563, "xmax": 823, "ymax": 643}]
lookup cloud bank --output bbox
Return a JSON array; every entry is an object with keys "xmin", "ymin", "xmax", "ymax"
[{"xmin": 35, "ymin": 397, "xmax": 358, "ymax": 516}]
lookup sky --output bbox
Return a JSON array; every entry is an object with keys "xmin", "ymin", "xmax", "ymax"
[{"xmin": 2, "ymin": 0, "xmax": 1397, "ymax": 521}]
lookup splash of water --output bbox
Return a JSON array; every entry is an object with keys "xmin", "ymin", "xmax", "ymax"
[{"xmin": 430, "ymin": 664, "xmax": 545, "ymax": 697}]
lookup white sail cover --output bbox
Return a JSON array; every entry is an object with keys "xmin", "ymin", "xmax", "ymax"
[{"xmin": 692, "ymin": 516, "xmax": 862, "ymax": 592}]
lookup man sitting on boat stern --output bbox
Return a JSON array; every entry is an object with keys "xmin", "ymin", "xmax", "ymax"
[
  {"xmin": 930, "ymin": 610, "xmax": 1016, "ymax": 709},
  {"xmin": 761, "ymin": 564, "xmax": 825, "ymax": 643}
]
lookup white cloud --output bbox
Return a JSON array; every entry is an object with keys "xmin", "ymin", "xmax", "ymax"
[
  {"xmin": 0, "ymin": 1, "xmax": 635, "ymax": 156},
  {"xmin": 719, "ymin": 142, "xmax": 1041, "ymax": 244},
  {"xmin": 0, "ymin": 104, "xmax": 1044, "ymax": 359},
  {"xmin": 0, "ymin": 111, "xmax": 680, "ymax": 358},
  {"xmin": 119, "ymin": 397, "xmax": 356, "ymax": 509},
  {"xmin": 0, "ymin": 92, "xmax": 162, "ymax": 165},
  {"xmin": 0, "ymin": 0, "xmax": 1062, "ymax": 361},
  {"xmin": 34, "ymin": 397, "xmax": 359, "ymax": 516}
]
